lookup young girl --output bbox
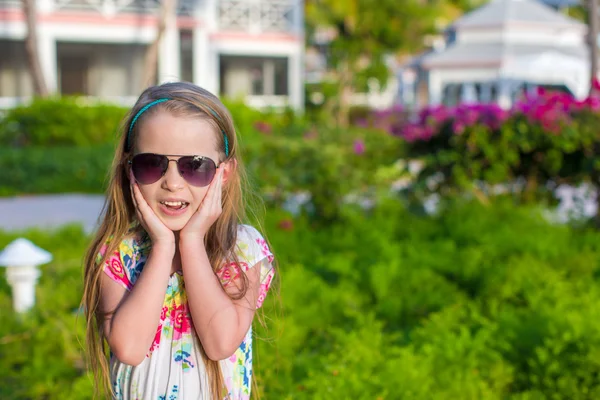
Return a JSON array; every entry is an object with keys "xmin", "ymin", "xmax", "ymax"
[{"xmin": 82, "ymin": 82, "xmax": 275, "ymax": 400}]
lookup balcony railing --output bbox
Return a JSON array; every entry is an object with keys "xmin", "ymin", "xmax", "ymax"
[
  {"xmin": 218, "ymin": 0, "xmax": 300, "ymax": 34},
  {"xmin": 0, "ymin": 0, "xmax": 302, "ymax": 32},
  {"xmin": 0, "ymin": 0, "xmax": 200, "ymax": 17}
]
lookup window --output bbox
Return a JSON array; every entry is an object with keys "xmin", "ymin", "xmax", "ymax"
[{"xmin": 219, "ymin": 55, "xmax": 289, "ymax": 97}]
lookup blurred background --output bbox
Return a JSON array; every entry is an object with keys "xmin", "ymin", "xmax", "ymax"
[{"xmin": 2, "ymin": 0, "xmax": 600, "ymax": 398}]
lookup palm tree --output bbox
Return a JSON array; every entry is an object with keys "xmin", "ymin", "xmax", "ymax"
[
  {"xmin": 21, "ymin": 0, "xmax": 49, "ymax": 96},
  {"xmin": 142, "ymin": 0, "xmax": 177, "ymax": 87}
]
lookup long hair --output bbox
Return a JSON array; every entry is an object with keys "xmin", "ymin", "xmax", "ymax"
[{"xmin": 82, "ymin": 82, "xmax": 260, "ymax": 399}]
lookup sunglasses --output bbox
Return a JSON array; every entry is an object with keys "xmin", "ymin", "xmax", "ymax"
[{"xmin": 129, "ymin": 153, "xmax": 218, "ymax": 187}]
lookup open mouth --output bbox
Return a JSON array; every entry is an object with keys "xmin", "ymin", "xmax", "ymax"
[{"xmin": 160, "ymin": 201, "xmax": 190, "ymax": 211}]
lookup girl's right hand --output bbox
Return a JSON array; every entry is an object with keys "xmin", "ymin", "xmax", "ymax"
[{"xmin": 130, "ymin": 170, "xmax": 176, "ymax": 251}]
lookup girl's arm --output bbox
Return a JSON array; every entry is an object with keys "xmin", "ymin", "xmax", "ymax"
[
  {"xmin": 100, "ymin": 244, "xmax": 174, "ymax": 366},
  {"xmin": 179, "ymin": 237, "xmax": 261, "ymax": 361}
]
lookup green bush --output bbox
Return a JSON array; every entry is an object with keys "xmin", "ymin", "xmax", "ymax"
[
  {"xmin": 254, "ymin": 199, "xmax": 600, "ymax": 399},
  {"xmin": 0, "ymin": 145, "xmax": 114, "ymax": 196},
  {"xmin": 2, "ymin": 201, "xmax": 600, "ymax": 398},
  {"xmin": 0, "ymin": 97, "xmax": 128, "ymax": 147},
  {"xmin": 0, "ymin": 99, "xmax": 406, "ymax": 222}
]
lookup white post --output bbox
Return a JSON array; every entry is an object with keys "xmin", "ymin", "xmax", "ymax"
[
  {"xmin": 460, "ymin": 82, "xmax": 477, "ymax": 104},
  {"xmin": 37, "ymin": 30, "xmax": 57, "ymax": 93},
  {"xmin": 263, "ymin": 60, "xmax": 275, "ymax": 95},
  {"xmin": 6, "ymin": 266, "xmax": 41, "ymax": 313},
  {"xmin": 0, "ymin": 238, "xmax": 52, "ymax": 314},
  {"xmin": 480, "ymin": 82, "xmax": 493, "ymax": 103},
  {"xmin": 158, "ymin": 3, "xmax": 181, "ymax": 83},
  {"xmin": 37, "ymin": 0, "xmax": 54, "ymax": 13},
  {"xmin": 428, "ymin": 70, "xmax": 442, "ymax": 106},
  {"xmin": 288, "ymin": 49, "xmax": 304, "ymax": 111},
  {"xmin": 497, "ymin": 79, "xmax": 512, "ymax": 109},
  {"xmin": 193, "ymin": 28, "xmax": 211, "ymax": 88},
  {"xmin": 193, "ymin": 0, "xmax": 218, "ymax": 94}
]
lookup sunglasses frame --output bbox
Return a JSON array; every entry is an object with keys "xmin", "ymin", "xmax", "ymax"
[{"xmin": 128, "ymin": 153, "xmax": 220, "ymax": 187}]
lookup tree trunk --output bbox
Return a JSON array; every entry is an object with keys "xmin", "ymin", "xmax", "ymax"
[
  {"xmin": 142, "ymin": 0, "xmax": 176, "ymax": 87},
  {"xmin": 589, "ymin": 0, "xmax": 599, "ymax": 93},
  {"xmin": 21, "ymin": 0, "xmax": 48, "ymax": 97}
]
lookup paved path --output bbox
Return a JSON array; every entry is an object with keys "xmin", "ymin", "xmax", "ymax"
[
  {"xmin": 0, "ymin": 186, "xmax": 596, "ymax": 233},
  {"xmin": 0, "ymin": 194, "xmax": 105, "ymax": 233}
]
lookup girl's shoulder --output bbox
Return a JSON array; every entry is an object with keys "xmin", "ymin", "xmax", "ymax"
[
  {"xmin": 235, "ymin": 224, "xmax": 274, "ymax": 266},
  {"xmin": 236, "ymin": 224, "xmax": 264, "ymax": 242},
  {"xmin": 98, "ymin": 229, "xmax": 150, "ymax": 291},
  {"xmin": 97, "ymin": 229, "xmax": 150, "ymax": 260}
]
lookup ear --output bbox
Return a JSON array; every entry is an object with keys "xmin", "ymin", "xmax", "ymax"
[{"xmin": 219, "ymin": 158, "xmax": 237, "ymax": 185}]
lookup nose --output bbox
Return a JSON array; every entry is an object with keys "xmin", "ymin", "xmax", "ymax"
[{"xmin": 161, "ymin": 159, "xmax": 185, "ymax": 191}]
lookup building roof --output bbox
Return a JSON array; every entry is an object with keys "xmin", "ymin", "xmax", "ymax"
[
  {"xmin": 421, "ymin": 42, "xmax": 587, "ymax": 68},
  {"xmin": 452, "ymin": 0, "xmax": 584, "ymax": 29}
]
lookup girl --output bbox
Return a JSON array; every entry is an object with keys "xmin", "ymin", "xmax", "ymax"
[{"xmin": 82, "ymin": 82, "xmax": 275, "ymax": 400}]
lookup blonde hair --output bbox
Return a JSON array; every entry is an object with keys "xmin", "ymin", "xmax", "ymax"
[{"xmin": 82, "ymin": 82, "xmax": 266, "ymax": 399}]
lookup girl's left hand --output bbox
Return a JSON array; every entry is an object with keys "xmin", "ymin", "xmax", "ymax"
[{"xmin": 180, "ymin": 166, "xmax": 224, "ymax": 241}]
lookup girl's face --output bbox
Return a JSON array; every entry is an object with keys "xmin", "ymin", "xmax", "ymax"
[{"xmin": 131, "ymin": 110, "xmax": 227, "ymax": 232}]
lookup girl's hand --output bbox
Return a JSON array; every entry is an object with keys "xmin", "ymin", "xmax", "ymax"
[
  {"xmin": 180, "ymin": 166, "xmax": 224, "ymax": 241},
  {"xmin": 130, "ymin": 170, "xmax": 176, "ymax": 250}
]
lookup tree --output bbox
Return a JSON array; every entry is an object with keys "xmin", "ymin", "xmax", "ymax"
[
  {"xmin": 142, "ymin": 0, "xmax": 177, "ymax": 87},
  {"xmin": 304, "ymin": 0, "xmax": 485, "ymax": 126},
  {"xmin": 21, "ymin": 0, "xmax": 48, "ymax": 97}
]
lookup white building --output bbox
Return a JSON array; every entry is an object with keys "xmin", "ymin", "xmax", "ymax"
[
  {"xmin": 399, "ymin": 0, "xmax": 590, "ymax": 109},
  {"xmin": 0, "ymin": 0, "xmax": 304, "ymax": 109}
]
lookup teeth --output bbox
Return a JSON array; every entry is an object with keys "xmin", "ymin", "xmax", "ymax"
[{"xmin": 161, "ymin": 201, "xmax": 188, "ymax": 207}]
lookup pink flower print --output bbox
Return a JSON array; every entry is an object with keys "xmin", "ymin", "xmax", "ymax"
[
  {"xmin": 148, "ymin": 322, "xmax": 162, "ymax": 355},
  {"xmin": 256, "ymin": 239, "xmax": 274, "ymax": 263},
  {"xmin": 229, "ymin": 353, "xmax": 237, "ymax": 362},
  {"xmin": 171, "ymin": 304, "xmax": 192, "ymax": 340},
  {"xmin": 256, "ymin": 273, "xmax": 274, "ymax": 309},
  {"xmin": 160, "ymin": 306, "xmax": 168, "ymax": 321},
  {"xmin": 217, "ymin": 262, "xmax": 245, "ymax": 286},
  {"xmin": 256, "ymin": 289, "xmax": 267, "ymax": 309},
  {"xmin": 105, "ymin": 252, "xmax": 132, "ymax": 290}
]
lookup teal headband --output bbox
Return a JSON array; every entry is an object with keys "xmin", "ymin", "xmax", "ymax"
[{"xmin": 126, "ymin": 98, "xmax": 229, "ymax": 157}]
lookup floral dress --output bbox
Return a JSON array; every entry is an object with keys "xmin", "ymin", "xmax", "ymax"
[{"xmin": 99, "ymin": 224, "xmax": 275, "ymax": 400}]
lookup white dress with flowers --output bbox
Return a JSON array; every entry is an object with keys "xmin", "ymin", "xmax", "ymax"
[{"xmin": 100, "ymin": 225, "xmax": 275, "ymax": 400}]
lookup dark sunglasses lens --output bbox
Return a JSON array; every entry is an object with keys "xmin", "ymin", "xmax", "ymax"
[
  {"xmin": 178, "ymin": 156, "xmax": 216, "ymax": 187},
  {"xmin": 131, "ymin": 154, "xmax": 166, "ymax": 184}
]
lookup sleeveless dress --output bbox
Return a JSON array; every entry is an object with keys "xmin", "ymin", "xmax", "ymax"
[{"xmin": 99, "ymin": 224, "xmax": 275, "ymax": 400}]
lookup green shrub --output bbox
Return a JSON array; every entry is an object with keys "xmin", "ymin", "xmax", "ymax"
[
  {"xmin": 2, "ymin": 201, "xmax": 600, "ymax": 398},
  {"xmin": 0, "ymin": 145, "xmax": 114, "ymax": 195},
  {"xmin": 0, "ymin": 97, "xmax": 128, "ymax": 147}
]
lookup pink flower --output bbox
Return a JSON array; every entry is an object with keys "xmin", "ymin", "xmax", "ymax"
[
  {"xmin": 353, "ymin": 139, "xmax": 365, "ymax": 155},
  {"xmin": 217, "ymin": 262, "xmax": 242, "ymax": 286},
  {"xmin": 303, "ymin": 129, "xmax": 318, "ymax": 140},
  {"xmin": 171, "ymin": 304, "xmax": 192, "ymax": 340},
  {"xmin": 278, "ymin": 219, "xmax": 294, "ymax": 231},
  {"xmin": 254, "ymin": 121, "xmax": 272, "ymax": 135}
]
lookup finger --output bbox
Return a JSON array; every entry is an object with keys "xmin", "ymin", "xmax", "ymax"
[
  {"xmin": 130, "ymin": 180, "xmax": 139, "ymax": 212},
  {"xmin": 211, "ymin": 167, "xmax": 224, "ymax": 205},
  {"xmin": 130, "ymin": 182, "xmax": 145, "ymax": 225},
  {"xmin": 199, "ymin": 168, "xmax": 219, "ymax": 209},
  {"xmin": 133, "ymin": 184, "xmax": 156, "ymax": 220},
  {"xmin": 215, "ymin": 168, "xmax": 224, "ymax": 210}
]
